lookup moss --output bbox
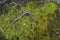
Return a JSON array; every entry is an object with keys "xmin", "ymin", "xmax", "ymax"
[{"xmin": 0, "ymin": 1, "xmax": 59, "ymax": 40}]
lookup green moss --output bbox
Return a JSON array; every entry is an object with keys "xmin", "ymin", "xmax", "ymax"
[
  {"xmin": 19, "ymin": 2, "xmax": 57, "ymax": 15},
  {"xmin": 0, "ymin": 1, "xmax": 58, "ymax": 40}
]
